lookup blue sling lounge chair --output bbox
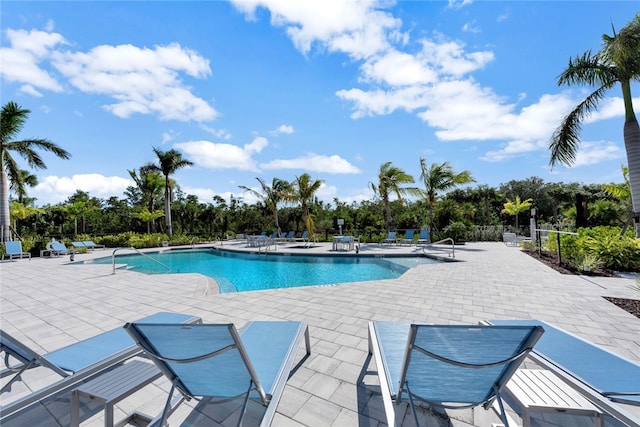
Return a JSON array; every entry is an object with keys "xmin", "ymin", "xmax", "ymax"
[
  {"xmin": 2, "ymin": 241, "xmax": 30, "ymax": 261},
  {"xmin": 487, "ymin": 319, "xmax": 640, "ymax": 425},
  {"xmin": 0, "ymin": 312, "xmax": 201, "ymax": 419},
  {"xmin": 124, "ymin": 320, "xmax": 311, "ymax": 427},
  {"xmin": 368, "ymin": 321, "xmax": 543, "ymax": 427}
]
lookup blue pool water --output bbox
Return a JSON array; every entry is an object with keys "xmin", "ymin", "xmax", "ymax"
[{"xmin": 93, "ymin": 249, "xmax": 434, "ymax": 293}]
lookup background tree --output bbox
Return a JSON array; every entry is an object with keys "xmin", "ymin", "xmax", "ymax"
[
  {"xmin": 549, "ymin": 14, "xmax": 640, "ymax": 236},
  {"xmin": 11, "ymin": 169, "xmax": 38, "ymax": 205},
  {"xmin": 369, "ymin": 161, "xmax": 419, "ymax": 231},
  {"xmin": 239, "ymin": 177, "xmax": 291, "ymax": 234},
  {"xmin": 603, "ymin": 165, "xmax": 634, "ymax": 232},
  {"xmin": 127, "ymin": 168, "xmax": 165, "ymax": 232},
  {"xmin": 145, "ymin": 147, "xmax": 193, "ymax": 236},
  {"xmin": 289, "ymin": 173, "xmax": 324, "ymax": 236},
  {"xmin": 132, "ymin": 208, "xmax": 165, "ymax": 234},
  {"xmin": 502, "ymin": 196, "xmax": 533, "ymax": 231},
  {"xmin": 10, "ymin": 201, "xmax": 44, "ymax": 236},
  {"xmin": 0, "ymin": 101, "xmax": 70, "ymax": 242},
  {"xmin": 419, "ymin": 158, "xmax": 475, "ymax": 236}
]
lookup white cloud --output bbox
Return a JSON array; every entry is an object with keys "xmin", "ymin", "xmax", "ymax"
[
  {"xmin": 481, "ymin": 139, "xmax": 546, "ymax": 162},
  {"xmin": 573, "ymin": 141, "xmax": 623, "ymax": 166},
  {"xmin": 19, "ymin": 84, "xmax": 43, "ymax": 97},
  {"xmin": 448, "ymin": 0, "xmax": 473, "ymax": 9},
  {"xmin": 272, "ymin": 124, "xmax": 295, "ymax": 135},
  {"xmin": 0, "ymin": 29, "xmax": 66, "ymax": 92},
  {"xmin": 261, "ymin": 153, "xmax": 361, "ymax": 174},
  {"xmin": 175, "ymin": 137, "xmax": 268, "ymax": 172},
  {"xmin": 230, "ymin": 0, "xmax": 401, "ymax": 59},
  {"xmin": 462, "ymin": 20, "xmax": 481, "ymax": 34},
  {"xmin": 51, "ymin": 42, "xmax": 217, "ymax": 122},
  {"xmin": 199, "ymin": 124, "xmax": 232, "ymax": 140},
  {"xmin": 33, "ymin": 174, "xmax": 133, "ymax": 204}
]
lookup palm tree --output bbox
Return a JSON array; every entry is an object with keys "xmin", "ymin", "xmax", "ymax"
[
  {"xmin": 549, "ymin": 14, "xmax": 640, "ymax": 236},
  {"xmin": 11, "ymin": 169, "xmax": 38, "ymax": 204},
  {"xmin": 290, "ymin": 173, "xmax": 324, "ymax": 235},
  {"xmin": 145, "ymin": 147, "xmax": 193, "ymax": 236},
  {"xmin": 603, "ymin": 165, "xmax": 634, "ymax": 232},
  {"xmin": 239, "ymin": 177, "xmax": 291, "ymax": 235},
  {"xmin": 128, "ymin": 168, "xmax": 165, "ymax": 233},
  {"xmin": 418, "ymin": 158, "xmax": 475, "ymax": 236},
  {"xmin": 132, "ymin": 207, "xmax": 165, "ymax": 234},
  {"xmin": 1, "ymin": 101, "xmax": 71, "ymax": 242},
  {"xmin": 369, "ymin": 161, "xmax": 420, "ymax": 231},
  {"xmin": 502, "ymin": 196, "xmax": 533, "ymax": 231}
]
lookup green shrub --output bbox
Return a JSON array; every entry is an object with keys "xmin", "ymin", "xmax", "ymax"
[
  {"xmin": 559, "ymin": 226, "xmax": 640, "ymax": 271},
  {"xmin": 442, "ymin": 221, "xmax": 468, "ymax": 243}
]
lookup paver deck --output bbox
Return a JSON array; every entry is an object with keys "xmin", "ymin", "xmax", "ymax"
[{"xmin": 1, "ymin": 241, "xmax": 639, "ymax": 426}]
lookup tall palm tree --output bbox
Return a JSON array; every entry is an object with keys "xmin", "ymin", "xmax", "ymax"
[
  {"xmin": 549, "ymin": 14, "xmax": 640, "ymax": 236},
  {"xmin": 290, "ymin": 173, "xmax": 324, "ymax": 235},
  {"xmin": 239, "ymin": 177, "xmax": 291, "ymax": 234},
  {"xmin": 418, "ymin": 157, "xmax": 475, "ymax": 236},
  {"xmin": 145, "ymin": 147, "xmax": 193, "ymax": 236},
  {"xmin": 0, "ymin": 101, "xmax": 71, "ymax": 242},
  {"xmin": 369, "ymin": 161, "xmax": 420, "ymax": 231}
]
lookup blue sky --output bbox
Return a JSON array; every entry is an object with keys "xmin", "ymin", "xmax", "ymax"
[{"xmin": 1, "ymin": 1, "xmax": 638, "ymax": 207}]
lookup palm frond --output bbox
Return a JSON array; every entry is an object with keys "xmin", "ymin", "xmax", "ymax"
[{"xmin": 549, "ymin": 85, "xmax": 610, "ymax": 167}]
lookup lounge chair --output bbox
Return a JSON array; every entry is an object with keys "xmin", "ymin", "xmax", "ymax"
[
  {"xmin": 502, "ymin": 232, "xmax": 518, "ymax": 247},
  {"xmin": 46, "ymin": 241, "xmax": 70, "ymax": 256},
  {"xmin": 401, "ymin": 230, "xmax": 415, "ymax": 245},
  {"xmin": 0, "ymin": 312, "xmax": 201, "ymax": 419},
  {"xmin": 487, "ymin": 319, "xmax": 640, "ymax": 424},
  {"xmin": 368, "ymin": 321, "xmax": 543, "ymax": 427},
  {"xmin": 71, "ymin": 241, "xmax": 87, "ymax": 250},
  {"xmin": 124, "ymin": 320, "xmax": 311, "ymax": 427},
  {"xmin": 292, "ymin": 230, "xmax": 309, "ymax": 245},
  {"xmin": 281, "ymin": 230, "xmax": 295, "ymax": 242},
  {"xmin": 381, "ymin": 231, "xmax": 397, "ymax": 245},
  {"xmin": 416, "ymin": 229, "xmax": 430, "ymax": 246},
  {"xmin": 83, "ymin": 240, "xmax": 105, "ymax": 250},
  {"xmin": 2, "ymin": 241, "xmax": 31, "ymax": 261}
]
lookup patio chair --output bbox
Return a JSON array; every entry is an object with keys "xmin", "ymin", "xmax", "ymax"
[
  {"xmin": 401, "ymin": 230, "xmax": 415, "ymax": 245},
  {"xmin": 46, "ymin": 241, "xmax": 70, "ymax": 256},
  {"xmin": 502, "ymin": 232, "xmax": 518, "ymax": 247},
  {"xmin": 2, "ymin": 241, "xmax": 31, "ymax": 261},
  {"xmin": 82, "ymin": 240, "xmax": 105, "ymax": 250},
  {"xmin": 293, "ymin": 230, "xmax": 309, "ymax": 244},
  {"xmin": 416, "ymin": 229, "xmax": 430, "ymax": 246},
  {"xmin": 487, "ymin": 319, "xmax": 640, "ymax": 420},
  {"xmin": 381, "ymin": 231, "xmax": 397, "ymax": 245},
  {"xmin": 124, "ymin": 320, "xmax": 311, "ymax": 427},
  {"xmin": 368, "ymin": 321, "xmax": 543, "ymax": 427},
  {"xmin": 0, "ymin": 312, "xmax": 201, "ymax": 418},
  {"xmin": 71, "ymin": 241, "xmax": 87, "ymax": 250}
]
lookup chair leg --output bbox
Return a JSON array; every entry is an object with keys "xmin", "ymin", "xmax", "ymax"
[
  {"xmin": 405, "ymin": 381, "xmax": 421, "ymax": 427},
  {"xmin": 495, "ymin": 391, "xmax": 511, "ymax": 427},
  {"xmin": 236, "ymin": 380, "xmax": 254, "ymax": 427},
  {"xmin": 158, "ymin": 382, "xmax": 177, "ymax": 427},
  {"xmin": 1, "ymin": 359, "xmax": 36, "ymax": 393}
]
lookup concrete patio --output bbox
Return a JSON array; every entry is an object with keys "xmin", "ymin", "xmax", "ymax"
[{"xmin": 1, "ymin": 240, "xmax": 639, "ymax": 426}]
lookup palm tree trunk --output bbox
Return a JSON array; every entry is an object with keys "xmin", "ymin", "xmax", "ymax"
[
  {"xmin": 165, "ymin": 181, "xmax": 172, "ymax": 236},
  {"xmin": 624, "ymin": 119, "xmax": 640, "ymax": 237},
  {"xmin": 0, "ymin": 170, "xmax": 10, "ymax": 242}
]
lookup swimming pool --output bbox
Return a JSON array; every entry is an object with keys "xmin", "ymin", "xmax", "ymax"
[{"xmin": 93, "ymin": 249, "xmax": 436, "ymax": 293}]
